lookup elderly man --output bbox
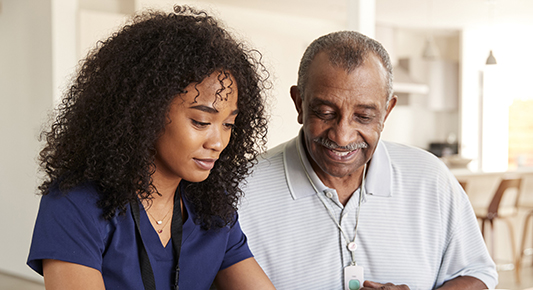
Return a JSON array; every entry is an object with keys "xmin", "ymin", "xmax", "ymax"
[{"xmin": 238, "ymin": 31, "xmax": 497, "ymax": 290}]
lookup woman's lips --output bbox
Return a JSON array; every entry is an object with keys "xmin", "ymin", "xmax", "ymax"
[{"xmin": 194, "ymin": 158, "xmax": 217, "ymax": 170}]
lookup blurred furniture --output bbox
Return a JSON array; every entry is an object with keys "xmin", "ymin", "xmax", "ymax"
[
  {"xmin": 519, "ymin": 200, "xmax": 533, "ymax": 282},
  {"xmin": 458, "ymin": 180, "xmax": 468, "ymax": 192},
  {"xmin": 474, "ymin": 176, "xmax": 522, "ymax": 283},
  {"xmin": 520, "ymin": 208, "xmax": 533, "ymax": 265},
  {"xmin": 429, "ymin": 142, "xmax": 458, "ymax": 157},
  {"xmin": 440, "ymin": 155, "xmax": 472, "ymax": 169},
  {"xmin": 518, "ymin": 173, "xmax": 533, "ymax": 281}
]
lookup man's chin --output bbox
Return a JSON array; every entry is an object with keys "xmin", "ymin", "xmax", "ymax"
[{"xmin": 318, "ymin": 163, "xmax": 363, "ymax": 179}]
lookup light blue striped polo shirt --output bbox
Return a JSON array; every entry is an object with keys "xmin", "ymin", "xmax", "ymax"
[{"xmin": 238, "ymin": 132, "xmax": 497, "ymax": 290}]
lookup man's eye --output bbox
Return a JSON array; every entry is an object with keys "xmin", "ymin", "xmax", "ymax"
[
  {"xmin": 356, "ymin": 115, "xmax": 372, "ymax": 123},
  {"xmin": 313, "ymin": 109, "xmax": 335, "ymax": 120}
]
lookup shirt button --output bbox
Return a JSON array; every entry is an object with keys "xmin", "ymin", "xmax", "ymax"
[{"xmin": 325, "ymin": 191, "xmax": 333, "ymax": 199}]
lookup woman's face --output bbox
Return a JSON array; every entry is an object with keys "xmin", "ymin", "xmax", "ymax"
[{"xmin": 153, "ymin": 72, "xmax": 238, "ymax": 185}]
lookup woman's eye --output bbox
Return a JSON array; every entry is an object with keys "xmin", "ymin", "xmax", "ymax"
[
  {"xmin": 224, "ymin": 123, "xmax": 235, "ymax": 130},
  {"xmin": 192, "ymin": 119, "xmax": 210, "ymax": 127}
]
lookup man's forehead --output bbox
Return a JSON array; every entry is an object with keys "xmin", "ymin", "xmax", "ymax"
[{"xmin": 306, "ymin": 53, "xmax": 388, "ymax": 94}]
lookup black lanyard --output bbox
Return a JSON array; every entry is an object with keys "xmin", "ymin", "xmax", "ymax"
[{"xmin": 131, "ymin": 187, "xmax": 183, "ymax": 290}]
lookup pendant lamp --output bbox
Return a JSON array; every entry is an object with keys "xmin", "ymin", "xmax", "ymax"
[
  {"xmin": 486, "ymin": 50, "xmax": 497, "ymax": 65},
  {"xmin": 485, "ymin": 0, "xmax": 497, "ymax": 65}
]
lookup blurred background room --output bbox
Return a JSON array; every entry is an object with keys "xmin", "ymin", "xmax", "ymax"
[{"xmin": 1, "ymin": 0, "xmax": 533, "ymax": 289}]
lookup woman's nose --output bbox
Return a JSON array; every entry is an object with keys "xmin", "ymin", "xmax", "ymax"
[{"xmin": 205, "ymin": 126, "xmax": 228, "ymax": 152}]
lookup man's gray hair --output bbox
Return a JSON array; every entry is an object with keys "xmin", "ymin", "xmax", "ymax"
[{"xmin": 297, "ymin": 31, "xmax": 393, "ymax": 101}]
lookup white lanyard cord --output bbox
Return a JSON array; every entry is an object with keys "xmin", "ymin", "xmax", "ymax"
[{"xmin": 297, "ymin": 143, "xmax": 367, "ymax": 266}]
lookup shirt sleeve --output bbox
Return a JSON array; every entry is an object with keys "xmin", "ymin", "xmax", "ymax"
[
  {"xmin": 435, "ymin": 173, "xmax": 498, "ymax": 289},
  {"xmin": 219, "ymin": 216, "xmax": 253, "ymax": 271},
  {"xmin": 27, "ymin": 186, "xmax": 108, "ymax": 275}
]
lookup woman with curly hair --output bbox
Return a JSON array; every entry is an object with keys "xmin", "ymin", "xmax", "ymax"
[{"xmin": 27, "ymin": 6, "xmax": 274, "ymax": 290}]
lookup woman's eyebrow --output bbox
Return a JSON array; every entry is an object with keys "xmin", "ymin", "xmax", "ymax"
[
  {"xmin": 190, "ymin": 104, "xmax": 218, "ymax": 114},
  {"xmin": 189, "ymin": 104, "xmax": 239, "ymax": 116}
]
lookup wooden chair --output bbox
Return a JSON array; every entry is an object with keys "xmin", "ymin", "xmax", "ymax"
[
  {"xmin": 519, "ymin": 205, "xmax": 533, "ymax": 279},
  {"xmin": 474, "ymin": 177, "xmax": 522, "ymax": 282}
]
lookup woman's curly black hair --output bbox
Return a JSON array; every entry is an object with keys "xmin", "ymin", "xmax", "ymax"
[{"xmin": 38, "ymin": 6, "xmax": 269, "ymax": 230}]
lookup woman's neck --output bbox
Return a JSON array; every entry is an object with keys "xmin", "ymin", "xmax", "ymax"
[
  {"xmin": 150, "ymin": 170, "xmax": 181, "ymax": 201},
  {"xmin": 142, "ymin": 173, "xmax": 181, "ymax": 247}
]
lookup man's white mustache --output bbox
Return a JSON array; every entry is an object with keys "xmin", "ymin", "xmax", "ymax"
[{"xmin": 313, "ymin": 137, "xmax": 368, "ymax": 151}]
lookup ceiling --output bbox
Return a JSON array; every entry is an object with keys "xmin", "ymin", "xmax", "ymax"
[{"xmin": 203, "ymin": 0, "xmax": 533, "ymax": 31}]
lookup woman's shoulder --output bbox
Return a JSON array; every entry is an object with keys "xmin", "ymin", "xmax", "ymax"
[
  {"xmin": 40, "ymin": 183, "xmax": 107, "ymax": 226},
  {"xmin": 43, "ymin": 183, "xmax": 101, "ymax": 208}
]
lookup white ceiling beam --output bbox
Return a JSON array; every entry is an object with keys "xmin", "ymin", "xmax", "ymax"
[{"xmin": 348, "ymin": 0, "xmax": 376, "ymax": 38}]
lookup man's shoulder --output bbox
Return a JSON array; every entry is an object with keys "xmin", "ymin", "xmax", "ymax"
[
  {"xmin": 258, "ymin": 142, "xmax": 286, "ymax": 162},
  {"xmin": 379, "ymin": 140, "xmax": 458, "ymax": 192},
  {"xmin": 379, "ymin": 140, "xmax": 451, "ymax": 177},
  {"xmin": 241, "ymin": 139, "xmax": 297, "ymax": 197},
  {"xmin": 381, "ymin": 140, "xmax": 426, "ymax": 153},
  {"xmin": 251, "ymin": 139, "xmax": 291, "ymax": 171},
  {"xmin": 381, "ymin": 140, "xmax": 441, "ymax": 163}
]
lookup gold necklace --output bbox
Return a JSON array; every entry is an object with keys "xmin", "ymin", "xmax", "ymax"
[
  {"xmin": 146, "ymin": 206, "xmax": 172, "ymax": 225},
  {"xmin": 146, "ymin": 205, "xmax": 173, "ymax": 234}
]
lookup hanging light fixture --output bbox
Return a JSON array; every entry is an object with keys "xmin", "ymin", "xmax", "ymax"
[
  {"xmin": 422, "ymin": 0, "xmax": 440, "ymax": 60},
  {"xmin": 485, "ymin": 0, "xmax": 497, "ymax": 65},
  {"xmin": 486, "ymin": 50, "xmax": 497, "ymax": 65},
  {"xmin": 423, "ymin": 36, "xmax": 440, "ymax": 60}
]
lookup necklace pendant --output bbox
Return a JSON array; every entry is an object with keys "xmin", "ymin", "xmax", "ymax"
[
  {"xmin": 156, "ymin": 220, "xmax": 163, "ymax": 225},
  {"xmin": 157, "ymin": 229, "xmax": 163, "ymax": 234},
  {"xmin": 347, "ymin": 242, "xmax": 357, "ymax": 252}
]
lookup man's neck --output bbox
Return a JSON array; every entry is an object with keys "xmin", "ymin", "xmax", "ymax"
[{"xmin": 315, "ymin": 170, "xmax": 363, "ymax": 206}]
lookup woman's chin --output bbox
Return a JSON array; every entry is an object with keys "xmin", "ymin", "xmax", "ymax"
[{"xmin": 184, "ymin": 171, "xmax": 211, "ymax": 183}]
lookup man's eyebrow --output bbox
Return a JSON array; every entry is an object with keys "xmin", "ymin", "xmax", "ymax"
[
  {"xmin": 189, "ymin": 104, "xmax": 239, "ymax": 115},
  {"xmin": 309, "ymin": 98, "xmax": 336, "ymax": 108},
  {"xmin": 310, "ymin": 98, "xmax": 378, "ymax": 111},
  {"xmin": 356, "ymin": 104, "xmax": 378, "ymax": 111}
]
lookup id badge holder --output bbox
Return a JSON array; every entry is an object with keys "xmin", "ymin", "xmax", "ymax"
[{"xmin": 344, "ymin": 265, "xmax": 364, "ymax": 290}]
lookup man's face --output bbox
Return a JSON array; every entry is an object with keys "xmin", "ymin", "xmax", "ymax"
[{"xmin": 291, "ymin": 52, "xmax": 396, "ymax": 183}]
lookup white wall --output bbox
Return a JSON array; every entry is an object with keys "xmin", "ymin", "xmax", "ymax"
[
  {"xmin": 0, "ymin": 0, "xmax": 54, "ymax": 281},
  {"xmin": 461, "ymin": 23, "xmax": 533, "ymax": 172}
]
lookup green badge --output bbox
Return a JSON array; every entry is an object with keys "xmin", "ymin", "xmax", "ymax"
[{"xmin": 349, "ymin": 279, "xmax": 360, "ymax": 290}]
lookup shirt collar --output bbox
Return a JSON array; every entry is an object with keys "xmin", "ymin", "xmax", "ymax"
[{"xmin": 284, "ymin": 130, "xmax": 393, "ymax": 200}]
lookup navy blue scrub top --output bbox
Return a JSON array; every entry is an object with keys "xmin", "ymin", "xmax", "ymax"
[{"xmin": 27, "ymin": 183, "xmax": 253, "ymax": 289}]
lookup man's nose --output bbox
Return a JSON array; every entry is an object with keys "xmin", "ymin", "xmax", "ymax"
[{"xmin": 327, "ymin": 117, "xmax": 356, "ymax": 147}]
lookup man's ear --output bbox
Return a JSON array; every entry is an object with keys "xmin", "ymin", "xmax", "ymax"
[
  {"xmin": 384, "ymin": 95, "xmax": 397, "ymax": 122},
  {"xmin": 290, "ymin": 85, "xmax": 303, "ymax": 124},
  {"xmin": 380, "ymin": 94, "xmax": 398, "ymax": 132}
]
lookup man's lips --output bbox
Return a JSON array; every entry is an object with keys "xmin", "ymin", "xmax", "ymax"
[
  {"xmin": 324, "ymin": 147, "xmax": 359, "ymax": 161},
  {"xmin": 194, "ymin": 158, "xmax": 217, "ymax": 170}
]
